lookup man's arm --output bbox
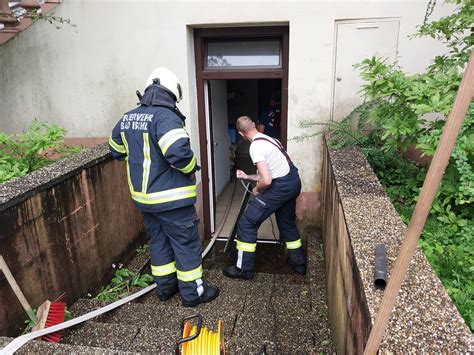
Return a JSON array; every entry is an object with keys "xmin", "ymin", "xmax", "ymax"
[
  {"xmin": 236, "ymin": 169, "xmax": 259, "ymax": 181},
  {"xmin": 253, "ymin": 161, "xmax": 272, "ymax": 195},
  {"xmin": 257, "ymin": 111, "xmax": 267, "ymax": 134},
  {"xmin": 109, "ymin": 123, "xmax": 127, "ymax": 160},
  {"xmin": 156, "ymin": 114, "xmax": 198, "ymax": 175}
]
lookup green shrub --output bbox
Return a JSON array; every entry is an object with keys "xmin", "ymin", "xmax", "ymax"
[
  {"xmin": 328, "ymin": 0, "xmax": 473, "ymax": 330},
  {"xmin": 0, "ymin": 120, "xmax": 81, "ymax": 184}
]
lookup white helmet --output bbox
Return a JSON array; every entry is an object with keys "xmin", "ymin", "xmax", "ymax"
[{"xmin": 145, "ymin": 67, "xmax": 183, "ymax": 103}]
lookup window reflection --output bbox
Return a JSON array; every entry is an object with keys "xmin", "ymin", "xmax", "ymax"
[{"xmin": 207, "ymin": 40, "xmax": 281, "ymax": 68}]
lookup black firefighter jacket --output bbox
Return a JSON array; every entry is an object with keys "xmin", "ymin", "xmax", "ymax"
[{"xmin": 109, "ymin": 85, "xmax": 198, "ymax": 213}]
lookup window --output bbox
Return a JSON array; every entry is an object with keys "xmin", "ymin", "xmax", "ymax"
[{"xmin": 206, "ymin": 39, "xmax": 281, "ymax": 69}]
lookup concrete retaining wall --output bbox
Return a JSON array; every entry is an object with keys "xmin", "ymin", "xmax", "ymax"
[
  {"xmin": 0, "ymin": 144, "xmax": 144, "ymax": 336},
  {"xmin": 321, "ymin": 140, "xmax": 471, "ymax": 353},
  {"xmin": 321, "ymin": 142, "xmax": 371, "ymax": 353}
]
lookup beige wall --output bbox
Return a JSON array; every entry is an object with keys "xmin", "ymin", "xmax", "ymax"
[{"xmin": 0, "ymin": 0, "xmax": 453, "ymax": 192}]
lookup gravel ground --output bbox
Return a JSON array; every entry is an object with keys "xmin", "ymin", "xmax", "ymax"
[{"xmin": 55, "ymin": 229, "xmax": 335, "ymax": 354}]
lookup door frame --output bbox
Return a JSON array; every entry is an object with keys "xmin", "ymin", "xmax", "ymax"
[{"xmin": 194, "ymin": 26, "xmax": 289, "ymax": 239}]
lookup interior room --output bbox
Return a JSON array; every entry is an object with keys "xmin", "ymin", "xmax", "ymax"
[{"xmin": 208, "ymin": 78, "xmax": 282, "ymax": 242}]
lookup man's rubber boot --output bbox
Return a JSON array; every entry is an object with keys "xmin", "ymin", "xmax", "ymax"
[
  {"xmin": 182, "ymin": 286, "xmax": 220, "ymax": 307},
  {"xmin": 223, "ymin": 265, "xmax": 254, "ymax": 280},
  {"xmin": 287, "ymin": 257, "xmax": 307, "ymax": 276},
  {"xmin": 157, "ymin": 284, "xmax": 179, "ymax": 301}
]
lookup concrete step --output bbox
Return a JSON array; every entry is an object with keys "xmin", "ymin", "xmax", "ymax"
[
  {"xmin": 61, "ymin": 321, "xmax": 177, "ymax": 353},
  {"xmin": 62, "ymin": 231, "xmax": 334, "ymax": 353},
  {"xmin": 69, "ymin": 298, "xmax": 111, "ymax": 318},
  {"xmin": 0, "ymin": 336, "xmax": 131, "ymax": 354},
  {"xmin": 68, "ymin": 274, "xmax": 314, "ymax": 353},
  {"xmin": 126, "ymin": 250, "xmax": 150, "ymax": 274}
]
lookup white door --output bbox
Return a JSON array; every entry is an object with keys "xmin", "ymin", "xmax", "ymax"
[
  {"xmin": 332, "ymin": 20, "xmax": 400, "ymax": 121},
  {"xmin": 210, "ymin": 80, "xmax": 231, "ymax": 198},
  {"xmin": 203, "ymin": 81, "xmax": 215, "ymax": 233}
]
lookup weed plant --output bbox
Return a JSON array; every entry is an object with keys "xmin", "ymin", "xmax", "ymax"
[
  {"xmin": 95, "ymin": 267, "xmax": 154, "ymax": 302},
  {"xmin": 0, "ymin": 120, "xmax": 81, "ymax": 184}
]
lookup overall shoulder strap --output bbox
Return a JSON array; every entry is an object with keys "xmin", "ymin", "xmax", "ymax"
[{"xmin": 253, "ymin": 137, "xmax": 291, "ymax": 164}]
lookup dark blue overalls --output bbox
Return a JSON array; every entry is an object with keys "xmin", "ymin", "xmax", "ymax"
[
  {"xmin": 235, "ymin": 138, "xmax": 306, "ymax": 271},
  {"xmin": 142, "ymin": 205, "xmax": 204, "ymax": 301}
]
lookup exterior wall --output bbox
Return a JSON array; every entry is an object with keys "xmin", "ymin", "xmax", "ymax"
[
  {"xmin": 0, "ymin": 1, "xmax": 454, "ymax": 194},
  {"xmin": 0, "ymin": 145, "xmax": 144, "ymax": 336}
]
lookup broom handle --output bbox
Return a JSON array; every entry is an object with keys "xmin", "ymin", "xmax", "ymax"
[
  {"xmin": 0, "ymin": 255, "xmax": 38, "ymax": 324},
  {"xmin": 364, "ymin": 50, "xmax": 474, "ymax": 354}
]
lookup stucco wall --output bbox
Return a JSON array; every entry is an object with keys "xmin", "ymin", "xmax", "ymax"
[{"xmin": 0, "ymin": 0, "xmax": 454, "ymax": 193}]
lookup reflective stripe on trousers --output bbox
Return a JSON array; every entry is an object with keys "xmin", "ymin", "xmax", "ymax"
[
  {"xmin": 143, "ymin": 205, "xmax": 205, "ymax": 302},
  {"xmin": 151, "ymin": 261, "xmax": 176, "ymax": 276},
  {"xmin": 176, "ymin": 265, "xmax": 203, "ymax": 282},
  {"xmin": 286, "ymin": 239, "xmax": 302, "ymax": 250}
]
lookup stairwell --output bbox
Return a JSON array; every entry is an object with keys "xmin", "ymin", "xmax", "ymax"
[{"xmin": 0, "ymin": 230, "xmax": 334, "ymax": 354}]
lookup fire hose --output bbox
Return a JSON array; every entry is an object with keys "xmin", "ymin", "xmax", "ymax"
[{"xmin": 0, "ymin": 180, "xmax": 240, "ymax": 354}]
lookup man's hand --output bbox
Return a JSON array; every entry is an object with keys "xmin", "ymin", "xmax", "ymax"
[
  {"xmin": 251, "ymin": 186, "xmax": 259, "ymax": 196},
  {"xmin": 236, "ymin": 169, "xmax": 248, "ymax": 180}
]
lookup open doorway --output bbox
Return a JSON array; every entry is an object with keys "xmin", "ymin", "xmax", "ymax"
[
  {"xmin": 194, "ymin": 26, "xmax": 289, "ymax": 239},
  {"xmin": 208, "ymin": 79, "xmax": 282, "ymax": 241}
]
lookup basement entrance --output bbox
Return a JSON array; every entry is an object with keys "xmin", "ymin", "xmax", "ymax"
[
  {"xmin": 208, "ymin": 78, "xmax": 282, "ymax": 243},
  {"xmin": 194, "ymin": 26, "xmax": 289, "ymax": 239}
]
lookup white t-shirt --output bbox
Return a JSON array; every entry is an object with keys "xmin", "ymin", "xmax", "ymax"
[{"xmin": 249, "ymin": 133, "xmax": 290, "ymax": 179}]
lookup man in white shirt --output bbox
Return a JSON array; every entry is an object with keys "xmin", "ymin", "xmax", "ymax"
[{"xmin": 223, "ymin": 116, "xmax": 306, "ymax": 280}]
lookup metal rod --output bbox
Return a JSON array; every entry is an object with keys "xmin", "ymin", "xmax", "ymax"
[{"xmin": 216, "ymin": 237, "xmax": 279, "ymax": 244}]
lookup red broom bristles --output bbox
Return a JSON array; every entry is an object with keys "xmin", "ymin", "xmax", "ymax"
[{"xmin": 41, "ymin": 302, "xmax": 66, "ymax": 343}]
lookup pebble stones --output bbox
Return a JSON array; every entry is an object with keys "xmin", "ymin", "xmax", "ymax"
[
  {"xmin": 328, "ymin": 146, "xmax": 471, "ymax": 353},
  {"xmin": 0, "ymin": 144, "xmax": 111, "ymax": 210}
]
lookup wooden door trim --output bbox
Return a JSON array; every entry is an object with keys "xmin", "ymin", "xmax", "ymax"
[{"xmin": 194, "ymin": 26, "xmax": 289, "ymax": 239}]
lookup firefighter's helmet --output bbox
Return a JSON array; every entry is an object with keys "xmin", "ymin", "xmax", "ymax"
[{"xmin": 145, "ymin": 67, "xmax": 183, "ymax": 103}]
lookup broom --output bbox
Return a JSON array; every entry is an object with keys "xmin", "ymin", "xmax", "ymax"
[
  {"xmin": 0, "ymin": 255, "xmax": 66, "ymax": 343},
  {"xmin": 32, "ymin": 295, "xmax": 66, "ymax": 342}
]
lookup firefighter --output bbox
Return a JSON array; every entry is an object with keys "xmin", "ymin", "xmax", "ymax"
[
  {"xmin": 109, "ymin": 67, "xmax": 219, "ymax": 307},
  {"xmin": 223, "ymin": 116, "xmax": 306, "ymax": 279},
  {"xmin": 257, "ymin": 90, "xmax": 281, "ymax": 140}
]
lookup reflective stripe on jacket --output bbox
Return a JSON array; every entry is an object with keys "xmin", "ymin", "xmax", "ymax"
[{"xmin": 109, "ymin": 97, "xmax": 197, "ymax": 212}]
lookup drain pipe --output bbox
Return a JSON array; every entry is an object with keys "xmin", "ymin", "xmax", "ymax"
[{"xmin": 374, "ymin": 244, "xmax": 387, "ymax": 290}]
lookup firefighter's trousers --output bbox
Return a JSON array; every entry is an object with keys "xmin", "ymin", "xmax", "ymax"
[
  {"xmin": 236, "ymin": 164, "xmax": 306, "ymax": 271},
  {"xmin": 143, "ymin": 205, "xmax": 204, "ymax": 302}
]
